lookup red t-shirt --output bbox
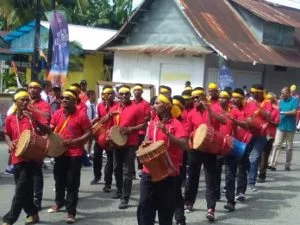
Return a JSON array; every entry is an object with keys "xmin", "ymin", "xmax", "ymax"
[
  {"xmin": 133, "ymin": 98, "xmax": 151, "ymax": 135},
  {"xmin": 77, "ymin": 101, "xmax": 88, "ymax": 114},
  {"xmin": 51, "ymin": 108, "xmax": 91, "ymax": 157},
  {"xmin": 96, "ymin": 101, "xmax": 119, "ymax": 147},
  {"xmin": 220, "ymin": 107, "xmax": 242, "ymax": 136},
  {"xmin": 267, "ymin": 105, "xmax": 280, "ymax": 138},
  {"xmin": 144, "ymin": 117, "xmax": 186, "ymax": 174},
  {"xmin": 30, "ymin": 99, "xmax": 50, "ymax": 126},
  {"xmin": 110, "ymin": 101, "xmax": 144, "ymax": 146},
  {"xmin": 5, "ymin": 114, "xmax": 36, "ymax": 165},
  {"xmin": 80, "ymin": 92, "xmax": 88, "ymax": 103}
]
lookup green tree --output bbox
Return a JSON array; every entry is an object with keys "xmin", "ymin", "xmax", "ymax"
[{"xmin": 0, "ymin": 0, "xmax": 133, "ymax": 31}]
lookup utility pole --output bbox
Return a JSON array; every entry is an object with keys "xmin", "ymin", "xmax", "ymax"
[
  {"xmin": 31, "ymin": 0, "xmax": 41, "ymax": 81},
  {"xmin": 47, "ymin": 0, "xmax": 55, "ymax": 74}
]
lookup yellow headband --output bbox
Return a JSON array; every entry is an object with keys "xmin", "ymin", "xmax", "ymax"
[
  {"xmin": 250, "ymin": 88, "xmax": 263, "ymax": 93},
  {"xmin": 157, "ymin": 94, "xmax": 172, "ymax": 106},
  {"xmin": 63, "ymin": 91, "xmax": 77, "ymax": 99},
  {"xmin": 69, "ymin": 85, "xmax": 80, "ymax": 92},
  {"xmin": 171, "ymin": 105, "xmax": 182, "ymax": 118},
  {"xmin": 232, "ymin": 92, "xmax": 244, "ymax": 99},
  {"xmin": 159, "ymin": 87, "xmax": 170, "ymax": 94},
  {"xmin": 291, "ymin": 85, "xmax": 296, "ymax": 91},
  {"xmin": 266, "ymin": 93, "xmax": 274, "ymax": 100},
  {"xmin": 29, "ymin": 81, "xmax": 41, "ymax": 88},
  {"xmin": 184, "ymin": 86, "xmax": 192, "ymax": 91},
  {"xmin": 219, "ymin": 91, "xmax": 230, "ymax": 98},
  {"xmin": 118, "ymin": 87, "xmax": 131, "ymax": 94},
  {"xmin": 102, "ymin": 87, "xmax": 114, "ymax": 94},
  {"xmin": 182, "ymin": 95, "xmax": 192, "ymax": 100},
  {"xmin": 14, "ymin": 91, "xmax": 29, "ymax": 100},
  {"xmin": 208, "ymin": 82, "xmax": 218, "ymax": 89},
  {"xmin": 133, "ymin": 85, "xmax": 143, "ymax": 91},
  {"xmin": 192, "ymin": 89, "xmax": 205, "ymax": 97},
  {"xmin": 173, "ymin": 99, "xmax": 184, "ymax": 109}
]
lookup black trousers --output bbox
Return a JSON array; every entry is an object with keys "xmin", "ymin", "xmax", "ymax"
[
  {"xmin": 236, "ymin": 144, "xmax": 251, "ymax": 194},
  {"xmin": 93, "ymin": 142, "xmax": 114, "ymax": 186},
  {"xmin": 224, "ymin": 156, "xmax": 238, "ymax": 203},
  {"xmin": 137, "ymin": 135, "xmax": 145, "ymax": 170},
  {"xmin": 33, "ymin": 163, "xmax": 43, "ymax": 207},
  {"xmin": 215, "ymin": 157, "xmax": 224, "ymax": 200},
  {"xmin": 184, "ymin": 151, "xmax": 217, "ymax": 209},
  {"xmin": 53, "ymin": 156, "xmax": 82, "ymax": 215},
  {"xmin": 174, "ymin": 167, "xmax": 186, "ymax": 223},
  {"xmin": 259, "ymin": 138, "xmax": 274, "ymax": 179},
  {"xmin": 137, "ymin": 173, "xmax": 176, "ymax": 225},
  {"xmin": 3, "ymin": 162, "xmax": 38, "ymax": 224},
  {"xmin": 114, "ymin": 145, "xmax": 137, "ymax": 201}
]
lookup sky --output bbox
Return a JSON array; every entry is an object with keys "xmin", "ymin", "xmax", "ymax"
[{"xmin": 132, "ymin": 0, "xmax": 300, "ymax": 10}]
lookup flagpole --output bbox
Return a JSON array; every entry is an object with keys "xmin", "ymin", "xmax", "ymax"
[
  {"xmin": 32, "ymin": 0, "xmax": 41, "ymax": 81},
  {"xmin": 47, "ymin": 0, "xmax": 55, "ymax": 78}
]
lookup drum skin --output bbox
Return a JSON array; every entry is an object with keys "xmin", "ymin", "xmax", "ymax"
[
  {"xmin": 109, "ymin": 125, "xmax": 128, "ymax": 147},
  {"xmin": 47, "ymin": 133, "xmax": 65, "ymax": 157},
  {"xmin": 136, "ymin": 140, "xmax": 176, "ymax": 182},
  {"xmin": 15, "ymin": 130, "xmax": 49, "ymax": 161}
]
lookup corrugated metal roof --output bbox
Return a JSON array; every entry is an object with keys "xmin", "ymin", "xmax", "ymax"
[
  {"xmin": 3, "ymin": 21, "xmax": 117, "ymax": 51},
  {"xmin": 105, "ymin": 45, "xmax": 213, "ymax": 56},
  {"xmin": 230, "ymin": 0, "xmax": 300, "ymax": 27},
  {"xmin": 178, "ymin": 0, "xmax": 300, "ymax": 68}
]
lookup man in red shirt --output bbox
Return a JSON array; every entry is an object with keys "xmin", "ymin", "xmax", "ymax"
[
  {"xmin": 137, "ymin": 94, "xmax": 187, "ymax": 225},
  {"xmin": 3, "ymin": 89, "xmax": 40, "ymax": 225},
  {"xmin": 90, "ymin": 85, "xmax": 118, "ymax": 194},
  {"xmin": 28, "ymin": 81, "xmax": 51, "ymax": 211},
  {"xmin": 102, "ymin": 85, "xmax": 145, "ymax": 209},
  {"xmin": 132, "ymin": 84, "xmax": 151, "ymax": 179},
  {"xmin": 243, "ymin": 84, "xmax": 272, "ymax": 191},
  {"xmin": 258, "ymin": 93, "xmax": 280, "ymax": 182},
  {"xmin": 48, "ymin": 89, "xmax": 92, "ymax": 223},
  {"xmin": 184, "ymin": 87, "xmax": 225, "ymax": 222}
]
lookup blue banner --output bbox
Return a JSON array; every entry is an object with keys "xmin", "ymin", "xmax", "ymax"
[
  {"xmin": 47, "ymin": 11, "xmax": 69, "ymax": 86},
  {"xmin": 218, "ymin": 64, "xmax": 234, "ymax": 91}
]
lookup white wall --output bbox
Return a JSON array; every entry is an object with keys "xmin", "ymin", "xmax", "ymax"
[{"xmin": 112, "ymin": 51, "xmax": 205, "ymax": 96}]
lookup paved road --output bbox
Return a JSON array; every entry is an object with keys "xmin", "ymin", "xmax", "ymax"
[{"xmin": 1, "ymin": 135, "xmax": 300, "ymax": 225}]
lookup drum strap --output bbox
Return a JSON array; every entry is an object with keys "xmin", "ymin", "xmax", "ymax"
[{"xmin": 55, "ymin": 116, "xmax": 70, "ymax": 135}]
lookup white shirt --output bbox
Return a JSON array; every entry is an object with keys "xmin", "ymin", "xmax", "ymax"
[
  {"xmin": 86, "ymin": 100, "xmax": 98, "ymax": 121},
  {"xmin": 41, "ymin": 91, "xmax": 52, "ymax": 103}
]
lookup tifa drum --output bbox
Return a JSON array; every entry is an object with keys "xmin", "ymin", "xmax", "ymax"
[
  {"xmin": 193, "ymin": 124, "xmax": 225, "ymax": 154},
  {"xmin": 92, "ymin": 121, "xmax": 105, "ymax": 137},
  {"xmin": 136, "ymin": 140, "xmax": 176, "ymax": 182},
  {"xmin": 47, "ymin": 133, "xmax": 66, "ymax": 157},
  {"xmin": 109, "ymin": 125, "xmax": 128, "ymax": 147},
  {"xmin": 15, "ymin": 130, "xmax": 49, "ymax": 161},
  {"xmin": 247, "ymin": 117, "xmax": 269, "ymax": 136},
  {"xmin": 193, "ymin": 124, "xmax": 246, "ymax": 159}
]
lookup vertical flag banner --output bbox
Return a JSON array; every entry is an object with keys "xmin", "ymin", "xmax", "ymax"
[
  {"xmin": 218, "ymin": 57, "xmax": 234, "ymax": 90},
  {"xmin": 47, "ymin": 11, "xmax": 69, "ymax": 86}
]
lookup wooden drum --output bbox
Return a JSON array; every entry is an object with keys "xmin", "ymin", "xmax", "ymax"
[
  {"xmin": 193, "ymin": 124, "xmax": 226, "ymax": 154},
  {"xmin": 15, "ymin": 130, "xmax": 49, "ymax": 161},
  {"xmin": 47, "ymin": 133, "xmax": 66, "ymax": 157},
  {"xmin": 136, "ymin": 140, "xmax": 176, "ymax": 182},
  {"xmin": 92, "ymin": 121, "xmax": 105, "ymax": 137},
  {"xmin": 109, "ymin": 125, "xmax": 128, "ymax": 147}
]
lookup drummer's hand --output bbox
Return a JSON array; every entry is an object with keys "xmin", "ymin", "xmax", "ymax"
[
  {"xmin": 140, "ymin": 140, "xmax": 152, "ymax": 148},
  {"xmin": 8, "ymin": 140, "xmax": 17, "ymax": 152},
  {"xmin": 27, "ymin": 104, "xmax": 36, "ymax": 112},
  {"xmin": 155, "ymin": 122, "xmax": 167, "ymax": 134},
  {"xmin": 63, "ymin": 139, "xmax": 75, "ymax": 148},
  {"xmin": 91, "ymin": 118, "xmax": 100, "ymax": 124},
  {"xmin": 119, "ymin": 127, "xmax": 132, "ymax": 135},
  {"xmin": 23, "ymin": 110, "xmax": 33, "ymax": 120},
  {"xmin": 200, "ymin": 101, "xmax": 209, "ymax": 110},
  {"xmin": 108, "ymin": 111, "xmax": 119, "ymax": 118}
]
